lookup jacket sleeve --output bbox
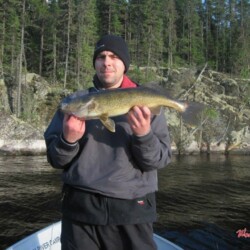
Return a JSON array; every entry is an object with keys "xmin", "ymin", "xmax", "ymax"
[
  {"xmin": 44, "ymin": 110, "xmax": 81, "ymax": 169},
  {"xmin": 130, "ymin": 111, "xmax": 172, "ymax": 171}
]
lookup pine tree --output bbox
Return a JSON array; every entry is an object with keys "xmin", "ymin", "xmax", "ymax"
[
  {"xmin": 45, "ymin": 0, "xmax": 61, "ymax": 83},
  {"xmin": 162, "ymin": 0, "xmax": 178, "ymax": 69},
  {"xmin": 203, "ymin": 0, "xmax": 215, "ymax": 66},
  {"xmin": 96, "ymin": 0, "xmax": 127, "ymax": 35},
  {"xmin": 129, "ymin": 0, "xmax": 164, "ymax": 69},
  {"xmin": 176, "ymin": 0, "xmax": 204, "ymax": 66},
  {"xmin": 17, "ymin": 0, "xmax": 26, "ymax": 117},
  {"xmin": 231, "ymin": 0, "xmax": 250, "ymax": 77},
  {"xmin": 127, "ymin": 0, "xmax": 143, "ymax": 66},
  {"xmin": 74, "ymin": 0, "xmax": 97, "ymax": 89},
  {"xmin": 0, "ymin": 0, "xmax": 22, "ymax": 75},
  {"xmin": 0, "ymin": 0, "xmax": 6, "ymax": 75}
]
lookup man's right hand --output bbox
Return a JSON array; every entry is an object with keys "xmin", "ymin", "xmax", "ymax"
[{"xmin": 62, "ymin": 114, "xmax": 86, "ymax": 143}]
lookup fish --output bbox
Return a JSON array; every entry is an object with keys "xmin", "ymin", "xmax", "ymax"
[{"xmin": 59, "ymin": 87, "xmax": 202, "ymax": 132}]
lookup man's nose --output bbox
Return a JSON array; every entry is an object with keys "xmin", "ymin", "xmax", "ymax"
[{"xmin": 103, "ymin": 56, "xmax": 112, "ymax": 65}]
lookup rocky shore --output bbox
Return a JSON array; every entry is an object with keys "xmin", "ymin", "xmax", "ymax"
[
  {"xmin": 0, "ymin": 69, "xmax": 250, "ymax": 156},
  {"xmin": 0, "ymin": 139, "xmax": 46, "ymax": 156},
  {"xmin": 1, "ymin": 139, "xmax": 250, "ymax": 156}
]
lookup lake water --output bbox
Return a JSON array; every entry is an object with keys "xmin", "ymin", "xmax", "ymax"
[{"xmin": 0, "ymin": 154, "xmax": 249, "ymax": 249}]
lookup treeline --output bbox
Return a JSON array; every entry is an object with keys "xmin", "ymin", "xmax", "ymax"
[{"xmin": 0, "ymin": 0, "xmax": 250, "ymax": 90}]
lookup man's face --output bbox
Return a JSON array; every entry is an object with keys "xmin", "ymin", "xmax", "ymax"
[{"xmin": 94, "ymin": 51, "xmax": 125, "ymax": 89}]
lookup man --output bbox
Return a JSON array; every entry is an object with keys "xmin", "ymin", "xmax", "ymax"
[{"xmin": 44, "ymin": 34, "xmax": 172, "ymax": 250}]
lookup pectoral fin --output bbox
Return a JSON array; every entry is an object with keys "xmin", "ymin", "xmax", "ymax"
[
  {"xmin": 149, "ymin": 106, "xmax": 162, "ymax": 115},
  {"xmin": 99, "ymin": 114, "xmax": 116, "ymax": 132}
]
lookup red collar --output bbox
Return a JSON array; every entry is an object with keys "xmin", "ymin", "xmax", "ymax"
[{"xmin": 120, "ymin": 75, "xmax": 137, "ymax": 88}]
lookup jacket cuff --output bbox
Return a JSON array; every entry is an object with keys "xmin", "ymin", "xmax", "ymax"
[
  {"xmin": 132, "ymin": 130, "xmax": 154, "ymax": 145},
  {"xmin": 58, "ymin": 134, "xmax": 79, "ymax": 150}
]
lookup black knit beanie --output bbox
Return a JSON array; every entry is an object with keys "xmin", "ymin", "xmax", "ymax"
[{"xmin": 93, "ymin": 34, "xmax": 130, "ymax": 73}]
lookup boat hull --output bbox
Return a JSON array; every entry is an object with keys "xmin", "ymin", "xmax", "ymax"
[{"xmin": 6, "ymin": 221, "xmax": 183, "ymax": 250}]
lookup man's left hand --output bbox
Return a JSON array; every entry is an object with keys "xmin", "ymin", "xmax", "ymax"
[{"xmin": 127, "ymin": 106, "xmax": 151, "ymax": 136}]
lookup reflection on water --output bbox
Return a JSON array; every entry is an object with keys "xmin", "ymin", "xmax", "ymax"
[
  {"xmin": 0, "ymin": 155, "xmax": 250, "ymax": 249},
  {"xmin": 155, "ymin": 154, "xmax": 250, "ymax": 249},
  {"xmin": 0, "ymin": 156, "xmax": 62, "ymax": 249}
]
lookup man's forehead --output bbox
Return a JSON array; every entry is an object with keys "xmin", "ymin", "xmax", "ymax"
[{"xmin": 98, "ymin": 51, "xmax": 117, "ymax": 56}]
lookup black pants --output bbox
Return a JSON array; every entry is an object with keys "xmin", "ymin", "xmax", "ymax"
[{"xmin": 61, "ymin": 217, "xmax": 157, "ymax": 250}]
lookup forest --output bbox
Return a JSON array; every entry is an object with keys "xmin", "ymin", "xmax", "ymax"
[{"xmin": 0, "ymin": 0, "xmax": 250, "ymax": 91}]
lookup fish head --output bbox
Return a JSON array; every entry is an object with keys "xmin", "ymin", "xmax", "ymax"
[{"xmin": 59, "ymin": 93, "xmax": 93, "ymax": 118}]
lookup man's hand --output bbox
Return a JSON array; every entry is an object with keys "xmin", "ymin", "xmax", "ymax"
[
  {"xmin": 63, "ymin": 114, "xmax": 86, "ymax": 143},
  {"xmin": 127, "ymin": 106, "xmax": 151, "ymax": 136}
]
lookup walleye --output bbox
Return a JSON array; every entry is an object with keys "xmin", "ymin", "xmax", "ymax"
[{"xmin": 60, "ymin": 87, "xmax": 199, "ymax": 132}]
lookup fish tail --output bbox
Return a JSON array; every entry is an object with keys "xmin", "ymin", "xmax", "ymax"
[{"xmin": 181, "ymin": 102, "xmax": 205, "ymax": 125}]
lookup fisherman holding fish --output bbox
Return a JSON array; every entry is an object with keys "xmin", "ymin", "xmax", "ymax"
[{"xmin": 44, "ymin": 34, "xmax": 172, "ymax": 250}]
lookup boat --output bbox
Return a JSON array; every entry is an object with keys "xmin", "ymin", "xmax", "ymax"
[{"xmin": 6, "ymin": 221, "xmax": 183, "ymax": 250}]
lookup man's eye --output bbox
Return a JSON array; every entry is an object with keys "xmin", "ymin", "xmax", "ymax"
[
  {"xmin": 96, "ymin": 54, "xmax": 119, "ymax": 60},
  {"xmin": 96, "ymin": 55, "xmax": 105, "ymax": 59}
]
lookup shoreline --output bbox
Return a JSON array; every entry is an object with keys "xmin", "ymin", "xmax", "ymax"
[{"xmin": 0, "ymin": 139, "xmax": 249, "ymax": 156}]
